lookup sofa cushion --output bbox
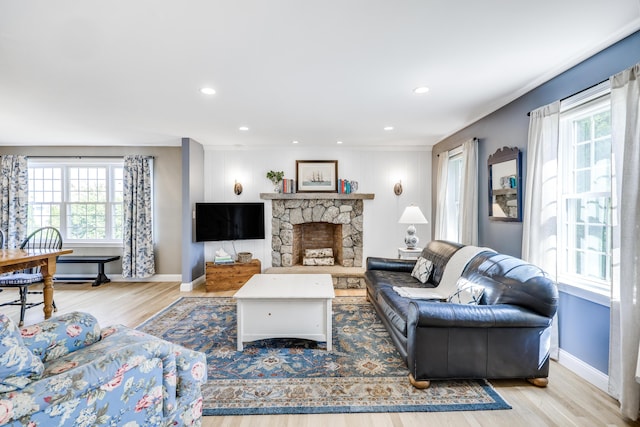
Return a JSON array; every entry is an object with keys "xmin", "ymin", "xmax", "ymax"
[
  {"xmin": 420, "ymin": 240, "xmax": 463, "ymax": 286},
  {"xmin": 411, "ymin": 257, "xmax": 433, "ymax": 283},
  {"xmin": 461, "ymin": 252, "xmax": 559, "ymax": 318},
  {"xmin": 448, "ymin": 278, "xmax": 485, "ymax": 305},
  {"xmin": 0, "ymin": 313, "xmax": 44, "ymax": 392},
  {"xmin": 375, "ymin": 278, "xmax": 437, "ymax": 336}
]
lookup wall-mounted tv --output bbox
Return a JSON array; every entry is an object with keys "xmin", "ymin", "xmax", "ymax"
[{"xmin": 195, "ymin": 202, "xmax": 265, "ymax": 242}]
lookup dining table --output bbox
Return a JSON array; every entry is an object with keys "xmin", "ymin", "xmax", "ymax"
[{"xmin": 0, "ymin": 248, "xmax": 73, "ymax": 320}]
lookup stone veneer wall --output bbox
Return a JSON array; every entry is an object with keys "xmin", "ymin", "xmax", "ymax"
[{"xmin": 271, "ymin": 199, "xmax": 364, "ymax": 267}]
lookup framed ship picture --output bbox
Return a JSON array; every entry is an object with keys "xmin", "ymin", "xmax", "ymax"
[{"xmin": 296, "ymin": 160, "xmax": 338, "ymax": 192}]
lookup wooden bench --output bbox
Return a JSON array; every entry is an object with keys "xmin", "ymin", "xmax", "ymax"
[{"xmin": 55, "ymin": 255, "xmax": 121, "ymax": 287}]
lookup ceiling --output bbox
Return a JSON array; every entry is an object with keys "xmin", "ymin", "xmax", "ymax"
[{"xmin": 1, "ymin": 1, "xmax": 639, "ymax": 149}]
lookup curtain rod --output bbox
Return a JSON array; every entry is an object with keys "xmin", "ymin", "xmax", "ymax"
[
  {"xmin": 27, "ymin": 155, "xmax": 154, "ymax": 159},
  {"xmin": 435, "ymin": 137, "xmax": 479, "ymax": 156},
  {"xmin": 526, "ymin": 78, "xmax": 609, "ymax": 116}
]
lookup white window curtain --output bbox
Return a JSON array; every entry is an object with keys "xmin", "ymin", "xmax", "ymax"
[
  {"xmin": 122, "ymin": 155, "xmax": 155, "ymax": 279},
  {"xmin": 434, "ymin": 152, "xmax": 449, "ymax": 241},
  {"xmin": 0, "ymin": 155, "xmax": 28, "ymax": 248},
  {"xmin": 459, "ymin": 138, "xmax": 478, "ymax": 245},
  {"xmin": 521, "ymin": 101, "xmax": 560, "ymax": 360},
  {"xmin": 434, "ymin": 138, "xmax": 478, "ymax": 244},
  {"xmin": 609, "ymin": 63, "xmax": 640, "ymax": 421}
]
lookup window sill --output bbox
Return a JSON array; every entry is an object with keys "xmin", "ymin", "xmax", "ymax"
[{"xmin": 557, "ymin": 282, "xmax": 610, "ymax": 308}]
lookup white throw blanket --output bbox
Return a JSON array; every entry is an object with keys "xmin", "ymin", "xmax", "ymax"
[{"xmin": 394, "ymin": 245, "xmax": 494, "ymax": 300}]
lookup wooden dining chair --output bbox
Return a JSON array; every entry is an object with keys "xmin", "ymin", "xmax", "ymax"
[{"xmin": 0, "ymin": 227, "xmax": 63, "ymax": 325}]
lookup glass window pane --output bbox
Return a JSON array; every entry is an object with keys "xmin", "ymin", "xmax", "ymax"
[
  {"xmin": 594, "ymin": 110, "xmax": 611, "ymax": 138},
  {"xmin": 575, "ymin": 170, "xmax": 591, "ymax": 193},
  {"xmin": 576, "ymin": 143, "xmax": 591, "ymax": 168},
  {"xmin": 575, "ymin": 118, "xmax": 591, "ymax": 143}
]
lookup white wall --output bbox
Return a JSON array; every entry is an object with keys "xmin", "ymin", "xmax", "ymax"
[{"xmin": 202, "ymin": 146, "xmax": 432, "ymax": 268}]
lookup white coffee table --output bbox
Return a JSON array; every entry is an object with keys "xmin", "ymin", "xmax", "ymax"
[{"xmin": 233, "ymin": 274, "xmax": 335, "ymax": 351}]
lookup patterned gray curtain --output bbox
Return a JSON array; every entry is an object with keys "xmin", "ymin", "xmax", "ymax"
[
  {"xmin": 122, "ymin": 155, "xmax": 155, "ymax": 278},
  {"xmin": 0, "ymin": 155, "xmax": 28, "ymax": 248}
]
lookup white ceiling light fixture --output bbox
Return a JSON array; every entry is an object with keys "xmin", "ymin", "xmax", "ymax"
[
  {"xmin": 200, "ymin": 87, "xmax": 216, "ymax": 95},
  {"xmin": 384, "ymin": 126, "xmax": 394, "ymax": 131},
  {"xmin": 413, "ymin": 86, "xmax": 430, "ymax": 95},
  {"xmin": 336, "ymin": 140, "xmax": 343, "ymax": 145},
  {"xmin": 239, "ymin": 126, "xmax": 249, "ymax": 131},
  {"xmin": 292, "ymin": 140, "xmax": 299, "ymax": 144}
]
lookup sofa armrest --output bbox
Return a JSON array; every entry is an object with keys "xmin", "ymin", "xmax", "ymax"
[
  {"xmin": 100, "ymin": 325, "xmax": 207, "ymax": 419},
  {"xmin": 366, "ymin": 256, "xmax": 416, "ymax": 273},
  {"xmin": 21, "ymin": 311, "xmax": 102, "ymax": 362},
  {"xmin": 407, "ymin": 301, "xmax": 553, "ymax": 329}
]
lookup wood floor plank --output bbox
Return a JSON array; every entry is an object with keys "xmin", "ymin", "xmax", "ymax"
[{"xmin": 0, "ymin": 281, "xmax": 638, "ymax": 426}]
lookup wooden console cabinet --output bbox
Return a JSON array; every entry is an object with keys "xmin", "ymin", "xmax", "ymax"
[{"xmin": 205, "ymin": 259, "xmax": 261, "ymax": 292}]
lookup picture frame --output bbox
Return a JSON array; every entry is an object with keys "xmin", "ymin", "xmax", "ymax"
[{"xmin": 296, "ymin": 160, "xmax": 338, "ymax": 192}]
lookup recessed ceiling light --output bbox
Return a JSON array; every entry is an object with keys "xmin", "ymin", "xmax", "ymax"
[
  {"xmin": 413, "ymin": 86, "xmax": 430, "ymax": 94},
  {"xmin": 239, "ymin": 126, "xmax": 249, "ymax": 131},
  {"xmin": 200, "ymin": 87, "xmax": 216, "ymax": 95},
  {"xmin": 384, "ymin": 126, "xmax": 394, "ymax": 131},
  {"xmin": 336, "ymin": 140, "xmax": 343, "ymax": 145},
  {"xmin": 292, "ymin": 140, "xmax": 299, "ymax": 144}
]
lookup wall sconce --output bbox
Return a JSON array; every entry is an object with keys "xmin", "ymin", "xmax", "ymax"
[
  {"xmin": 233, "ymin": 180, "xmax": 243, "ymax": 195},
  {"xmin": 394, "ymin": 180, "xmax": 403, "ymax": 195}
]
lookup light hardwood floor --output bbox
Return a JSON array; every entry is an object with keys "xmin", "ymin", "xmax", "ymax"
[{"xmin": 1, "ymin": 281, "xmax": 638, "ymax": 427}]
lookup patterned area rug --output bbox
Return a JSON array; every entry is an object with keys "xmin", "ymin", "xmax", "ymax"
[{"xmin": 137, "ymin": 297, "xmax": 511, "ymax": 416}]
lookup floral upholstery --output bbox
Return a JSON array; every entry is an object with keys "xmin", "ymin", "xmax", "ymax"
[
  {"xmin": 0, "ymin": 312, "xmax": 206, "ymax": 426},
  {"xmin": 0, "ymin": 314, "xmax": 44, "ymax": 393}
]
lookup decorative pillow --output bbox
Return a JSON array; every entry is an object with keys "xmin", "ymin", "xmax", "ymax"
[
  {"xmin": 0, "ymin": 313, "xmax": 44, "ymax": 392},
  {"xmin": 448, "ymin": 278, "xmax": 485, "ymax": 305},
  {"xmin": 411, "ymin": 257, "xmax": 434, "ymax": 284}
]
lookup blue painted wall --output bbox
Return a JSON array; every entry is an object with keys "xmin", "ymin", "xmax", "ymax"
[
  {"xmin": 181, "ymin": 138, "xmax": 205, "ymax": 283},
  {"xmin": 432, "ymin": 30, "xmax": 640, "ymax": 374}
]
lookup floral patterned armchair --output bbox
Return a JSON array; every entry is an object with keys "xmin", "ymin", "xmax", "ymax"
[{"xmin": 0, "ymin": 311, "xmax": 206, "ymax": 426}]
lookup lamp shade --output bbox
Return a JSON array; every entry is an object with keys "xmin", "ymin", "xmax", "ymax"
[{"xmin": 398, "ymin": 205, "xmax": 428, "ymax": 224}]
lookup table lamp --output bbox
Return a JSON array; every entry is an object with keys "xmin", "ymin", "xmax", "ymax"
[{"xmin": 398, "ymin": 205, "xmax": 428, "ymax": 249}]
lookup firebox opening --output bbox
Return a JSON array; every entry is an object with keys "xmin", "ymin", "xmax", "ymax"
[{"xmin": 293, "ymin": 223, "xmax": 343, "ymax": 266}]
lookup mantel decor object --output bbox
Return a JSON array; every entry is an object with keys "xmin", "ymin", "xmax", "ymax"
[
  {"xmin": 398, "ymin": 205, "xmax": 428, "ymax": 249},
  {"xmin": 296, "ymin": 160, "xmax": 338, "ymax": 193},
  {"xmin": 266, "ymin": 170, "xmax": 284, "ymax": 193}
]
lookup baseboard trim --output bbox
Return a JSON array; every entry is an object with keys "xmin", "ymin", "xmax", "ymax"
[
  {"xmin": 180, "ymin": 274, "xmax": 206, "ymax": 292},
  {"xmin": 558, "ymin": 349, "xmax": 609, "ymax": 392},
  {"xmin": 111, "ymin": 274, "xmax": 182, "ymax": 282}
]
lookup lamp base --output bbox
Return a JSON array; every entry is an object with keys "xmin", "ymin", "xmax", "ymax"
[{"xmin": 404, "ymin": 224, "xmax": 419, "ymax": 249}]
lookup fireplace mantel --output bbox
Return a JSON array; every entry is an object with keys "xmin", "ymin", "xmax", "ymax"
[{"xmin": 260, "ymin": 193, "xmax": 374, "ymax": 200}]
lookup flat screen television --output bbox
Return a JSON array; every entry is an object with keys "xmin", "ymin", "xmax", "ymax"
[{"xmin": 195, "ymin": 202, "xmax": 265, "ymax": 242}]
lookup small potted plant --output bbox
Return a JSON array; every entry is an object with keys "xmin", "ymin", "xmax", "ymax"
[{"xmin": 266, "ymin": 170, "xmax": 284, "ymax": 193}]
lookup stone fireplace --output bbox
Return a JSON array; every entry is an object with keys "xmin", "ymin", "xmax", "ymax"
[
  {"xmin": 260, "ymin": 193, "xmax": 374, "ymax": 289},
  {"xmin": 263, "ymin": 194, "xmax": 373, "ymax": 268}
]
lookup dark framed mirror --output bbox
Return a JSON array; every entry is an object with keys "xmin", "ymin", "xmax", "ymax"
[{"xmin": 488, "ymin": 146, "xmax": 522, "ymax": 222}]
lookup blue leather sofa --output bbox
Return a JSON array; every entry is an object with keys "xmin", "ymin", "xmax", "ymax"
[{"xmin": 365, "ymin": 240, "xmax": 558, "ymax": 388}]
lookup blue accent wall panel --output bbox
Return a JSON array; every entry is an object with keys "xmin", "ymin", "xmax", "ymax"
[{"xmin": 558, "ymin": 292, "xmax": 610, "ymax": 374}]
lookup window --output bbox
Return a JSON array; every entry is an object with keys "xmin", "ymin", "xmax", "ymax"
[
  {"xmin": 28, "ymin": 159, "xmax": 124, "ymax": 245},
  {"xmin": 444, "ymin": 148, "xmax": 463, "ymax": 242},
  {"xmin": 558, "ymin": 84, "xmax": 612, "ymax": 293}
]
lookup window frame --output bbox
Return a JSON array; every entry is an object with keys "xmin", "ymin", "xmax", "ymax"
[
  {"xmin": 557, "ymin": 86, "xmax": 612, "ymax": 297},
  {"xmin": 27, "ymin": 158, "xmax": 125, "ymax": 247},
  {"xmin": 444, "ymin": 146, "xmax": 464, "ymax": 243}
]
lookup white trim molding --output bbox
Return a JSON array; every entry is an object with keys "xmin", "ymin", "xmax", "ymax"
[
  {"xmin": 180, "ymin": 274, "xmax": 206, "ymax": 292},
  {"xmin": 558, "ymin": 349, "xmax": 609, "ymax": 393}
]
